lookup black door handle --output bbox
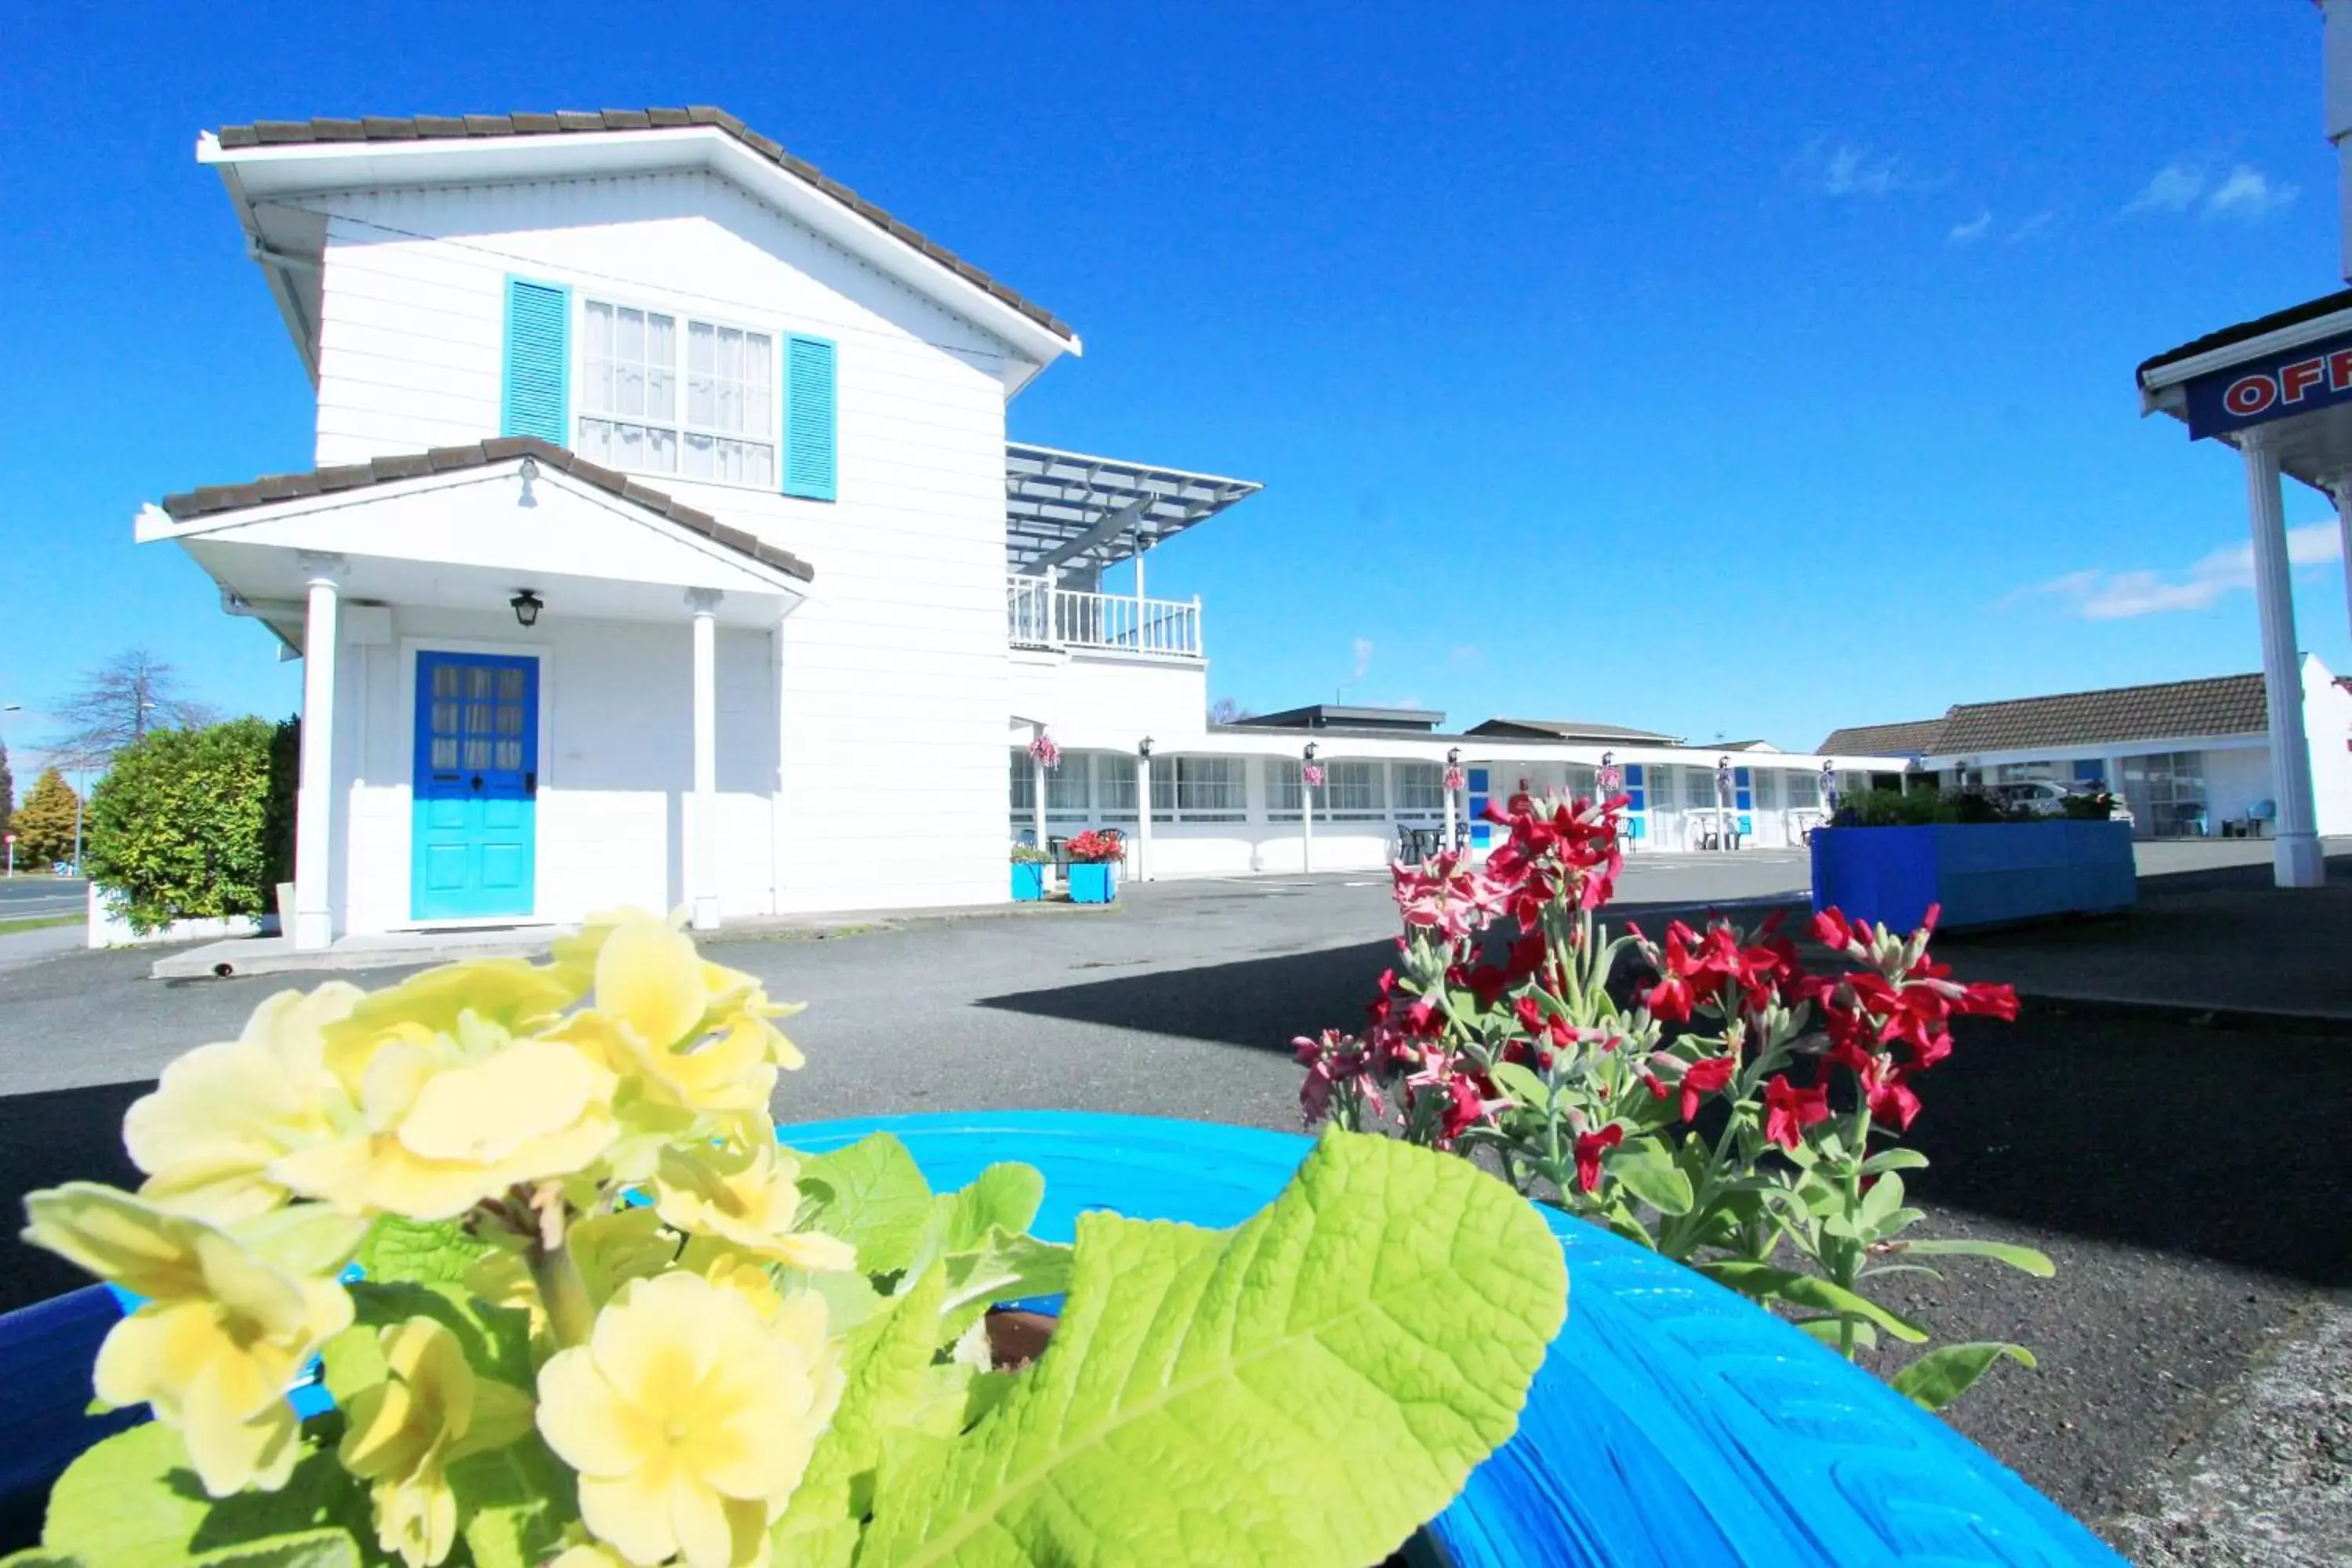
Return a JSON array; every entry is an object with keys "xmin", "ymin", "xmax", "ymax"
[{"xmin": 470, "ymin": 775, "xmax": 484, "ymax": 791}]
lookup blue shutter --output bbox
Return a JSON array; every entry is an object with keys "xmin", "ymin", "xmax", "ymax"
[
  {"xmin": 784, "ymin": 334, "xmax": 838, "ymax": 500},
  {"xmin": 500, "ymin": 277, "xmax": 571, "ymax": 445}
]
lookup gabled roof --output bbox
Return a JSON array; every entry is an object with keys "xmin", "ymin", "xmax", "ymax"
[
  {"xmin": 212, "ymin": 109, "xmax": 1073, "ymax": 343},
  {"xmin": 1465, "ymin": 718, "xmax": 1681, "ymax": 745},
  {"xmin": 1933, "ymin": 673, "xmax": 2267, "ymax": 754},
  {"xmin": 1229, "ymin": 705, "xmax": 1446, "ymax": 732},
  {"xmin": 159, "ymin": 436, "xmax": 814, "ymax": 582},
  {"xmin": 1816, "ymin": 717, "xmax": 1947, "ymax": 757}
]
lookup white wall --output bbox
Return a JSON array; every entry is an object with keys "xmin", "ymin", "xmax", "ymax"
[
  {"xmin": 332, "ymin": 606, "xmax": 779, "ymax": 934},
  {"xmin": 310, "ymin": 169, "xmax": 1016, "ymax": 912},
  {"xmin": 2201, "ymin": 745, "xmax": 2274, "ymax": 830},
  {"xmin": 1009, "ymin": 648, "xmax": 1207, "ymax": 748},
  {"xmin": 2303, "ymin": 659, "xmax": 2352, "ymax": 837}
]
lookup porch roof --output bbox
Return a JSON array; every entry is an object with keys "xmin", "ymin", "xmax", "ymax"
[
  {"xmin": 1004, "ymin": 443, "xmax": 1262, "ymax": 574},
  {"xmin": 161, "ymin": 437, "xmax": 814, "ymax": 582}
]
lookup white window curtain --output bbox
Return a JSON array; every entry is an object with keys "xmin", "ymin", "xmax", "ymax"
[
  {"xmin": 581, "ymin": 298, "xmax": 775, "ymax": 486},
  {"xmin": 1267, "ymin": 759, "xmax": 1305, "ymax": 820},
  {"xmin": 1009, "ymin": 750, "xmax": 1036, "ymax": 814},
  {"xmin": 1786, "ymin": 771, "xmax": 1820, "ymax": 809},
  {"xmin": 1096, "ymin": 753, "xmax": 1138, "ymax": 822},
  {"xmin": 1394, "ymin": 762, "xmax": 1443, "ymax": 817},
  {"xmin": 1326, "ymin": 761, "xmax": 1386, "ymax": 819},
  {"xmin": 1046, "ymin": 755, "xmax": 1091, "ymax": 823}
]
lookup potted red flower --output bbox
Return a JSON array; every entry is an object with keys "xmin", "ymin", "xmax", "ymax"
[{"xmin": 1064, "ymin": 829, "xmax": 1124, "ymax": 903}]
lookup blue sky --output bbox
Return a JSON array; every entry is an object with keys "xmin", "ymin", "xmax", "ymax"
[{"xmin": 4, "ymin": 1, "xmax": 2350, "ymax": 772}]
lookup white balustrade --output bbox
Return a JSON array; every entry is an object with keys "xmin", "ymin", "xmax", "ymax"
[{"xmin": 1006, "ymin": 574, "xmax": 1202, "ymax": 658}]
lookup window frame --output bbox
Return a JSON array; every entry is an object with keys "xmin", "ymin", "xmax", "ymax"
[
  {"xmin": 1324, "ymin": 760, "xmax": 1387, "ymax": 821},
  {"xmin": 576, "ymin": 292, "xmax": 783, "ymax": 492},
  {"xmin": 1393, "ymin": 761, "xmax": 1445, "ymax": 820},
  {"xmin": 1151, "ymin": 756, "xmax": 1247, "ymax": 823}
]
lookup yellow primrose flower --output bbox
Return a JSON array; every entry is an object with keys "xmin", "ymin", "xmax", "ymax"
[
  {"xmin": 536, "ymin": 1270, "xmax": 837, "ymax": 1568},
  {"xmin": 340, "ymin": 1316, "xmax": 535, "ymax": 1568},
  {"xmin": 653, "ymin": 1141, "xmax": 855, "ymax": 1274},
  {"xmin": 22, "ymin": 1184, "xmax": 352, "ymax": 1497},
  {"xmin": 317, "ymin": 957, "xmax": 584, "ymax": 1099},
  {"xmin": 553, "ymin": 913, "xmax": 804, "ymax": 1119},
  {"xmin": 270, "ymin": 1017, "xmax": 619, "ymax": 1221},
  {"xmin": 123, "ymin": 982, "xmax": 363, "ymax": 1223},
  {"xmin": 697, "ymin": 1248, "xmax": 786, "ymax": 1323}
]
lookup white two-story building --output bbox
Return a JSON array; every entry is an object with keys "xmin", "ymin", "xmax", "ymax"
[{"xmin": 146, "ymin": 109, "xmax": 1903, "ymax": 949}]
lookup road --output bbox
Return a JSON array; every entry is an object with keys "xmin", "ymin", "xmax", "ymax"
[{"xmin": 0, "ymin": 877, "xmax": 83, "ymax": 922}]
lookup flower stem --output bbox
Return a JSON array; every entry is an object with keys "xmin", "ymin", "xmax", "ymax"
[{"xmin": 527, "ymin": 1240, "xmax": 597, "ymax": 1349}]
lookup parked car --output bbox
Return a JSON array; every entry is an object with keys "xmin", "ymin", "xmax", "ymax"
[{"xmin": 1989, "ymin": 779, "xmax": 2134, "ymax": 826}]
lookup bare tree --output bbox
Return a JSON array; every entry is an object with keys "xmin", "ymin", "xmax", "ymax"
[
  {"xmin": 44, "ymin": 649, "xmax": 218, "ymax": 768},
  {"xmin": 1207, "ymin": 696, "xmax": 1253, "ymax": 724}
]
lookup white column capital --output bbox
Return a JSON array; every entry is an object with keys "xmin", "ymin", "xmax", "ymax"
[
  {"xmin": 296, "ymin": 550, "xmax": 347, "ymax": 583},
  {"xmin": 685, "ymin": 587, "xmax": 724, "ymax": 615}
]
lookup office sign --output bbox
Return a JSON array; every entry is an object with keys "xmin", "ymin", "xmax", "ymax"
[{"xmin": 2183, "ymin": 328, "xmax": 2352, "ymax": 438}]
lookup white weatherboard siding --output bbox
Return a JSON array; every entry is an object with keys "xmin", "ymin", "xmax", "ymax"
[
  {"xmin": 332, "ymin": 608, "xmax": 782, "ymax": 935},
  {"xmin": 309, "ymin": 172, "xmax": 1016, "ymax": 911},
  {"xmin": 1009, "ymin": 650, "xmax": 1207, "ymax": 747}
]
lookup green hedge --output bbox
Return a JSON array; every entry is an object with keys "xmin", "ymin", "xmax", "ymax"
[{"xmin": 85, "ymin": 717, "xmax": 287, "ymax": 935}]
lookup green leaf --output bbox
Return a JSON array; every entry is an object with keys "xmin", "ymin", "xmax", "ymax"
[
  {"xmin": 939, "ymin": 1164, "xmax": 1045, "ymax": 1252},
  {"xmin": 1695, "ymin": 1261, "xmax": 1930, "ymax": 1344},
  {"xmin": 855, "ymin": 1127, "xmax": 1568, "ymax": 1568},
  {"xmin": 1856, "ymin": 1172, "xmax": 1904, "ymax": 1235},
  {"xmin": 448, "ymin": 1431, "xmax": 575, "ymax": 1568},
  {"xmin": 771, "ymin": 1265, "xmax": 954, "ymax": 1568},
  {"xmin": 1607, "ymin": 1142, "xmax": 1693, "ymax": 1217},
  {"xmin": 38, "ymin": 1423, "xmax": 372, "ymax": 1568},
  {"xmin": 351, "ymin": 1214, "xmax": 495, "ymax": 1286},
  {"xmin": 936, "ymin": 1231, "xmax": 1074, "ymax": 1341},
  {"xmin": 1860, "ymin": 1147, "xmax": 1930, "ymax": 1175},
  {"xmin": 1891, "ymin": 1238, "xmax": 2057, "ymax": 1278},
  {"xmin": 187, "ymin": 1531, "xmax": 365, "ymax": 1568},
  {"xmin": 1484, "ymin": 1062, "xmax": 1551, "ymax": 1109},
  {"xmin": 1791, "ymin": 1316, "xmax": 1878, "ymax": 1352},
  {"xmin": 793, "ymin": 1133, "xmax": 935, "ymax": 1278},
  {"xmin": 1890, "ymin": 1341, "xmax": 2038, "ymax": 1410},
  {"xmin": 336, "ymin": 1280, "xmax": 536, "ymax": 1392}
]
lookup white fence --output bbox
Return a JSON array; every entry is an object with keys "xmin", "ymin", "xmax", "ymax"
[{"xmin": 1007, "ymin": 575, "xmax": 1202, "ymax": 658}]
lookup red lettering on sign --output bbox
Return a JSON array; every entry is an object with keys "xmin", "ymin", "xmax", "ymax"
[
  {"xmin": 2328, "ymin": 349, "xmax": 2352, "ymax": 391},
  {"xmin": 2282, "ymin": 358, "xmax": 2328, "ymax": 404},
  {"xmin": 2225, "ymin": 375, "xmax": 2278, "ymax": 416}
]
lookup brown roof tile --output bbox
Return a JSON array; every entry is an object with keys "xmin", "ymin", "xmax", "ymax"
[
  {"xmin": 1816, "ymin": 718, "xmax": 1949, "ymax": 757},
  {"xmin": 1933, "ymin": 673, "xmax": 2268, "ymax": 753},
  {"xmin": 212, "ymin": 109, "xmax": 1075, "ymax": 343},
  {"xmin": 158, "ymin": 437, "xmax": 815, "ymax": 584}
]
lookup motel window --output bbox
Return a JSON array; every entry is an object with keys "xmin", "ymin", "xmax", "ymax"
[
  {"xmin": 2121, "ymin": 752, "xmax": 2207, "ymax": 837},
  {"xmin": 1267, "ymin": 759, "xmax": 1306, "ymax": 822},
  {"xmin": 579, "ymin": 299, "xmax": 778, "ymax": 488},
  {"xmin": 1151, "ymin": 757, "xmax": 1247, "ymax": 822},
  {"xmin": 1785, "ymin": 771, "xmax": 1820, "ymax": 809},
  {"xmin": 1395, "ymin": 762, "xmax": 1445, "ymax": 818},
  {"xmin": 1009, "ymin": 751, "xmax": 1036, "ymax": 815},
  {"xmin": 1566, "ymin": 765, "xmax": 1597, "ymax": 800},
  {"xmin": 1751, "ymin": 771, "xmax": 1776, "ymax": 808},
  {"xmin": 1096, "ymin": 753, "xmax": 1139, "ymax": 822},
  {"xmin": 1045, "ymin": 753, "xmax": 1093, "ymax": 823},
  {"xmin": 1325, "ymin": 760, "xmax": 1387, "ymax": 820},
  {"xmin": 1682, "ymin": 768, "xmax": 1716, "ymax": 809}
]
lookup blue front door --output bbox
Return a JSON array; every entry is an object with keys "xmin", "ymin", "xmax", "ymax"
[{"xmin": 412, "ymin": 652, "xmax": 539, "ymax": 920}]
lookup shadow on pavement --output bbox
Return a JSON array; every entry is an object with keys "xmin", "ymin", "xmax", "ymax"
[
  {"xmin": 0, "ymin": 1080, "xmax": 147, "ymax": 1315},
  {"xmin": 985, "ymin": 942, "xmax": 2352, "ymax": 1289}
]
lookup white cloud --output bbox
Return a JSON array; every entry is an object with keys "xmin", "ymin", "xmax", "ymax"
[
  {"xmin": 2122, "ymin": 158, "xmax": 2296, "ymax": 221},
  {"xmin": 2007, "ymin": 208, "xmax": 2058, "ymax": 243},
  {"xmin": 1789, "ymin": 139, "xmax": 1918, "ymax": 198},
  {"xmin": 2123, "ymin": 160, "xmax": 2206, "ymax": 215},
  {"xmin": 2019, "ymin": 524, "xmax": 2342, "ymax": 619},
  {"xmin": 2201, "ymin": 163, "xmax": 2297, "ymax": 220},
  {"xmin": 1351, "ymin": 637, "xmax": 1375, "ymax": 679},
  {"xmin": 1948, "ymin": 211, "xmax": 1993, "ymax": 245}
]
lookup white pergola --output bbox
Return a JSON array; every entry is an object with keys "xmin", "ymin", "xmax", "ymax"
[{"xmin": 1004, "ymin": 443, "xmax": 1261, "ymax": 589}]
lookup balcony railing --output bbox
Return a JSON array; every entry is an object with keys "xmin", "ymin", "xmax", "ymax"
[{"xmin": 1007, "ymin": 574, "xmax": 1203, "ymax": 659}]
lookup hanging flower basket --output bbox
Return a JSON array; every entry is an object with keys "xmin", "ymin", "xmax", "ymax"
[
  {"xmin": 1027, "ymin": 732, "xmax": 1062, "ymax": 770},
  {"xmin": 1301, "ymin": 763, "xmax": 1327, "ymax": 789},
  {"xmin": 1443, "ymin": 765, "xmax": 1466, "ymax": 794}
]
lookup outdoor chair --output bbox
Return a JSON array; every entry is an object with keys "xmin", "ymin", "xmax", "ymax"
[{"xmin": 2247, "ymin": 800, "xmax": 2276, "ymax": 838}]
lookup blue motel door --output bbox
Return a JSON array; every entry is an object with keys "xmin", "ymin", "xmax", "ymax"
[{"xmin": 412, "ymin": 652, "xmax": 539, "ymax": 920}]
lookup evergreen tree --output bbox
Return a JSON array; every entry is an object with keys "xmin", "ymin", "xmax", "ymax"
[{"xmin": 12, "ymin": 768, "xmax": 81, "ymax": 869}]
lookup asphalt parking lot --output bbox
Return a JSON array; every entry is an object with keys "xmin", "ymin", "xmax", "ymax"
[{"xmin": 0, "ymin": 841, "xmax": 2342, "ymax": 1560}]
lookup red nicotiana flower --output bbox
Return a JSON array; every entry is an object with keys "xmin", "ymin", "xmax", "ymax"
[
  {"xmin": 1762, "ymin": 1073, "xmax": 1831, "ymax": 1150},
  {"xmin": 1572, "ymin": 1123, "xmax": 1623, "ymax": 1192},
  {"xmin": 1860, "ymin": 1055, "xmax": 1922, "ymax": 1131},
  {"xmin": 1392, "ymin": 852, "xmax": 1506, "ymax": 942},
  {"xmin": 1677, "ymin": 1053, "xmax": 1737, "ymax": 1122}
]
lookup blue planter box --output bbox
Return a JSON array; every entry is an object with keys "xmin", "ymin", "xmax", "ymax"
[
  {"xmin": 1066, "ymin": 862, "xmax": 1117, "ymax": 903},
  {"xmin": 1010, "ymin": 862, "xmax": 1047, "ymax": 902},
  {"xmin": 1811, "ymin": 821, "xmax": 2136, "ymax": 932}
]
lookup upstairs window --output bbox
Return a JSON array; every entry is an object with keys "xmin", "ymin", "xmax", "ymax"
[{"xmin": 578, "ymin": 299, "xmax": 776, "ymax": 488}]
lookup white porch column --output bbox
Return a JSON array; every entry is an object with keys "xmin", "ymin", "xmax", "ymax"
[
  {"xmin": 1443, "ymin": 778, "xmax": 1458, "ymax": 851},
  {"xmin": 1301, "ymin": 759, "xmax": 1316, "ymax": 874},
  {"xmin": 688, "ymin": 589, "xmax": 723, "ymax": 930},
  {"xmin": 292, "ymin": 552, "xmax": 343, "ymax": 950},
  {"xmin": 2330, "ymin": 474, "xmax": 2352, "ymax": 651},
  {"xmin": 1030, "ymin": 753, "xmax": 1047, "ymax": 858},
  {"xmin": 1134, "ymin": 750, "xmax": 1152, "ymax": 882},
  {"xmin": 2241, "ymin": 433, "xmax": 2324, "ymax": 887}
]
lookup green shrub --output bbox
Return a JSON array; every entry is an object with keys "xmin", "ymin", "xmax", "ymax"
[
  {"xmin": 85, "ymin": 718, "xmax": 275, "ymax": 934},
  {"xmin": 263, "ymin": 715, "xmax": 299, "ymax": 890},
  {"xmin": 1843, "ymin": 786, "xmax": 1944, "ymax": 826}
]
